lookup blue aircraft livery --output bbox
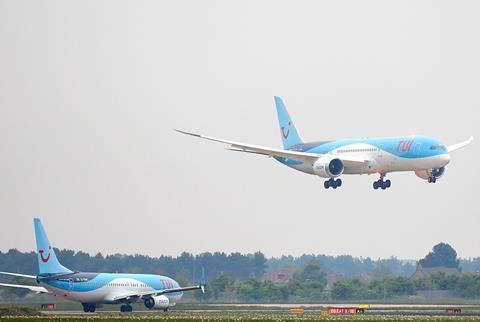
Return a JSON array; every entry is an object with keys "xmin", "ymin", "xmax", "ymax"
[
  {"xmin": 177, "ymin": 96, "xmax": 472, "ymax": 190},
  {"xmin": 0, "ymin": 219, "xmax": 205, "ymax": 313}
]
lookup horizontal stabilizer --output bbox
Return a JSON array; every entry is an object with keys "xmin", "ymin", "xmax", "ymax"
[
  {"xmin": 0, "ymin": 272, "xmax": 36, "ymax": 279},
  {"xmin": 0, "ymin": 283, "xmax": 48, "ymax": 294}
]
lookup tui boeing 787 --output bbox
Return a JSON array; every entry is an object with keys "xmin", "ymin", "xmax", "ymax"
[{"xmin": 177, "ymin": 97, "xmax": 472, "ymax": 190}]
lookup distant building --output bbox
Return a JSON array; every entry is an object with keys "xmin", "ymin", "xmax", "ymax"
[
  {"xmin": 358, "ymin": 272, "xmax": 374, "ymax": 285},
  {"xmin": 410, "ymin": 263, "xmax": 460, "ymax": 280},
  {"xmin": 261, "ymin": 267, "xmax": 297, "ymax": 286},
  {"xmin": 325, "ymin": 272, "xmax": 345, "ymax": 291}
]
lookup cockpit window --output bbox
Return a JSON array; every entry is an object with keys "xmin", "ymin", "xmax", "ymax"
[{"xmin": 430, "ymin": 145, "xmax": 446, "ymax": 151}]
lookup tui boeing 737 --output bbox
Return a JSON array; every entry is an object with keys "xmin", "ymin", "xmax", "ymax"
[
  {"xmin": 0, "ymin": 219, "xmax": 205, "ymax": 313},
  {"xmin": 177, "ymin": 96, "xmax": 472, "ymax": 190}
]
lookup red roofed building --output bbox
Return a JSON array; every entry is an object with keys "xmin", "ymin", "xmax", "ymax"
[{"xmin": 261, "ymin": 267, "xmax": 297, "ymax": 286}]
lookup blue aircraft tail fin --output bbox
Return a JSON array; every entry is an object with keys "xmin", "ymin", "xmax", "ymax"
[
  {"xmin": 274, "ymin": 96, "xmax": 302, "ymax": 149},
  {"xmin": 34, "ymin": 218, "xmax": 72, "ymax": 275}
]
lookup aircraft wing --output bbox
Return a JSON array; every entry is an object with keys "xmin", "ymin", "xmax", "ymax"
[
  {"xmin": 0, "ymin": 282, "xmax": 48, "ymax": 294},
  {"xmin": 0, "ymin": 272, "xmax": 37, "ymax": 279},
  {"xmin": 113, "ymin": 285, "xmax": 204, "ymax": 302},
  {"xmin": 176, "ymin": 129, "xmax": 366, "ymax": 166},
  {"xmin": 447, "ymin": 136, "xmax": 473, "ymax": 152}
]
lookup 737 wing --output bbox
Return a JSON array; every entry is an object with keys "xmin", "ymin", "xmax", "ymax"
[
  {"xmin": 175, "ymin": 129, "xmax": 367, "ymax": 166},
  {"xmin": 113, "ymin": 285, "xmax": 205, "ymax": 302}
]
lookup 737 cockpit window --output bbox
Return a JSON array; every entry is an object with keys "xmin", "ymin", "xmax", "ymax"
[{"xmin": 430, "ymin": 145, "xmax": 446, "ymax": 150}]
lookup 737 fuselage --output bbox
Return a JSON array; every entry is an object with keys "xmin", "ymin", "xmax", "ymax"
[
  {"xmin": 37, "ymin": 272, "xmax": 182, "ymax": 308},
  {"xmin": 0, "ymin": 219, "xmax": 205, "ymax": 313}
]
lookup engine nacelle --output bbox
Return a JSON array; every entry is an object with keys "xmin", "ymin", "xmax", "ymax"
[
  {"xmin": 415, "ymin": 167, "xmax": 446, "ymax": 180},
  {"xmin": 313, "ymin": 156, "xmax": 344, "ymax": 178},
  {"xmin": 144, "ymin": 295, "xmax": 169, "ymax": 310}
]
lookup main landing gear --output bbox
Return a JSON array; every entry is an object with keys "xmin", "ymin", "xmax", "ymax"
[
  {"xmin": 120, "ymin": 304, "xmax": 133, "ymax": 312},
  {"xmin": 82, "ymin": 303, "xmax": 96, "ymax": 313},
  {"xmin": 373, "ymin": 174, "xmax": 391, "ymax": 190},
  {"xmin": 427, "ymin": 176, "xmax": 437, "ymax": 183},
  {"xmin": 324, "ymin": 178, "xmax": 342, "ymax": 189}
]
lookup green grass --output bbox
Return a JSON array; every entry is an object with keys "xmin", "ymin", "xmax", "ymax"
[{"xmin": 2, "ymin": 311, "xmax": 480, "ymax": 322}]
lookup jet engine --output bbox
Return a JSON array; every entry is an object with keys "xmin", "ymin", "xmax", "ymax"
[
  {"xmin": 415, "ymin": 167, "xmax": 446, "ymax": 180},
  {"xmin": 144, "ymin": 295, "xmax": 169, "ymax": 310},
  {"xmin": 313, "ymin": 156, "xmax": 344, "ymax": 178}
]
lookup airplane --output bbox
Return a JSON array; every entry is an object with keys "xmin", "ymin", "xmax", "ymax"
[
  {"xmin": 176, "ymin": 96, "xmax": 473, "ymax": 190},
  {"xmin": 0, "ymin": 218, "xmax": 205, "ymax": 313}
]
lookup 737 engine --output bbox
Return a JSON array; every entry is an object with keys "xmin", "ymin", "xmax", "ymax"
[
  {"xmin": 144, "ymin": 295, "xmax": 169, "ymax": 310},
  {"xmin": 313, "ymin": 156, "xmax": 344, "ymax": 178}
]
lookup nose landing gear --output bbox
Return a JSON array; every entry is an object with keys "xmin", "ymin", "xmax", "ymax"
[
  {"xmin": 373, "ymin": 174, "xmax": 391, "ymax": 190},
  {"xmin": 324, "ymin": 178, "xmax": 342, "ymax": 189}
]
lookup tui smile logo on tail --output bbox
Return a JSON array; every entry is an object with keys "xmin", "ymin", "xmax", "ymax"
[
  {"xmin": 281, "ymin": 121, "xmax": 291, "ymax": 139},
  {"xmin": 39, "ymin": 246, "xmax": 51, "ymax": 263}
]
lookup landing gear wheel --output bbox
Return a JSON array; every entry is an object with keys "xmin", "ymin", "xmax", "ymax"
[
  {"xmin": 324, "ymin": 178, "xmax": 342, "ymax": 189},
  {"xmin": 385, "ymin": 179, "xmax": 391, "ymax": 188},
  {"xmin": 82, "ymin": 304, "xmax": 95, "ymax": 313},
  {"xmin": 120, "ymin": 305, "xmax": 132, "ymax": 313},
  {"xmin": 336, "ymin": 178, "xmax": 342, "ymax": 187},
  {"xmin": 373, "ymin": 174, "xmax": 391, "ymax": 190}
]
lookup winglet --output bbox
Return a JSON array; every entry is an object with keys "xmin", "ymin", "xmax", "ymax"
[
  {"xmin": 175, "ymin": 129, "xmax": 201, "ymax": 138},
  {"xmin": 447, "ymin": 136, "xmax": 473, "ymax": 152},
  {"xmin": 200, "ymin": 267, "xmax": 206, "ymax": 294}
]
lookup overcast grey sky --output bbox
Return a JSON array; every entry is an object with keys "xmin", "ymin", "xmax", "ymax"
[{"xmin": 0, "ymin": 1, "xmax": 478, "ymax": 260}]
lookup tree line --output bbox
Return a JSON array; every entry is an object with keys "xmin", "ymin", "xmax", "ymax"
[
  {"xmin": 1, "ymin": 244, "xmax": 480, "ymax": 302},
  {"xmin": 0, "ymin": 247, "xmax": 479, "ymax": 282},
  {"xmin": 198, "ymin": 260, "xmax": 480, "ymax": 302},
  {"xmin": 331, "ymin": 272, "xmax": 480, "ymax": 300}
]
